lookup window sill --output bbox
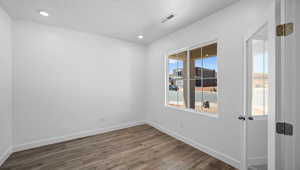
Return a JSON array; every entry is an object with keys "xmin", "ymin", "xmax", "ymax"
[{"xmin": 164, "ymin": 105, "xmax": 219, "ymax": 119}]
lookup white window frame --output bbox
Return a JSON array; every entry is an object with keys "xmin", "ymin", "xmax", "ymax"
[{"xmin": 164, "ymin": 39, "xmax": 219, "ymax": 118}]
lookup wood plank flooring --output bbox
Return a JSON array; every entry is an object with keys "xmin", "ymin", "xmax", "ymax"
[{"xmin": 0, "ymin": 125, "xmax": 237, "ymax": 170}]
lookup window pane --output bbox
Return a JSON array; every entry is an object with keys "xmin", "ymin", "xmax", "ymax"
[
  {"xmin": 190, "ymin": 47, "xmax": 202, "ymax": 80},
  {"xmin": 202, "ymin": 43, "xmax": 217, "ymax": 78},
  {"xmin": 251, "ymin": 39, "xmax": 268, "ymax": 116},
  {"xmin": 190, "ymin": 79, "xmax": 203, "ymax": 112},
  {"xmin": 189, "ymin": 78, "xmax": 217, "ymax": 113},
  {"xmin": 190, "ymin": 44, "xmax": 217, "ymax": 79},
  {"xmin": 167, "ymin": 51, "xmax": 188, "ymax": 108},
  {"xmin": 202, "ymin": 78, "xmax": 218, "ymax": 113},
  {"xmin": 189, "ymin": 43, "xmax": 218, "ymax": 113},
  {"xmin": 168, "ymin": 51, "xmax": 188, "ymax": 80},
  {"xmin": 168, "ymin": 79, "xmax": 187, "ymax": 108}
]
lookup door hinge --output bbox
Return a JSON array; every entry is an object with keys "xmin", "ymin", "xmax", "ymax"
[
  {"xmin": 276, "ymin": 122, "xmax": 293, "ymax": 136},
  {"xmin": 276, "ymin": 23, "xmax": 294, "ymax": 36}
]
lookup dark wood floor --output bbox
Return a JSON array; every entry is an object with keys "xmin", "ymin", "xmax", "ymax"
[{"xmin": 0, "ymin": 125, "xmax": 237, "ymax": 170}]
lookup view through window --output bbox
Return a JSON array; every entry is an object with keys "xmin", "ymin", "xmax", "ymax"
[
  {"xmin": 250, "ymin": 33, "xmax": 268, "ymax": 116},
  {"xmin": 167, "ymin": 43, "xmax": 218, "ymax": 114},
  {"xmin": 167, "ymin": 51, "xmax": 187, "ymax": 109}
]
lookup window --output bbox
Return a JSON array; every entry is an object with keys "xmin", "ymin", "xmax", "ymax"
[
  {"xmin": 166, "ymin": 42, "xmax": 218, "ymax": 114},
  {"xmin": 167, "ymin": 51, "xmax": 188, "ymax": 109},
  {"xmin": 249, "ymin": 33, "xmax": 268, "ymax": 116}
]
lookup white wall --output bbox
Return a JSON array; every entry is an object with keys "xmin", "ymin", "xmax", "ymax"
[
  {"xmin": 0, "ymin": 6, "xmax": 12, "ymax": 165},
  {"xmin": 145, "ymin": 0, "xmax": 272, "ymax": 168},
  {"xmin": 12, "ymin": 21, "xmax": 146, "ymax": 149}
]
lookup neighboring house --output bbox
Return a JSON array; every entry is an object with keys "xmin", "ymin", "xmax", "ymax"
[{"xmin": 170, "ymin": 67, "xmax": 217, "ymax": 87}]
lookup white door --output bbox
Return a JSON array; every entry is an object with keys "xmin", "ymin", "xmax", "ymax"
[
  {"xmin": 240, "ymin": 2, "xmax": 277, "ymax": 169},
  {"xmin": 242, "ymin": 24, "xmax": 270, "ymax": 170}
]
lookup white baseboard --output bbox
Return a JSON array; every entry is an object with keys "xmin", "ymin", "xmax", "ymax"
[
  {"xmin": 13, "ymin": 121, "xmax": 145, "ymax": 152},
  {"xmin": 0, "ymin": 147, "xmax": 12, "ymax": 167},
  {"xmin": 248, "ymin": 156, "xmax": 267, "ymax": 166},
  {"xmin": 145, "ymin": 121, "xmax": 240, "ymax": 169}
]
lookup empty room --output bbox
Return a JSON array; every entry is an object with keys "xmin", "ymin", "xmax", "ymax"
[{"xmin": 0, "ymin": 0, "xmax": 299, "ymax": 170}]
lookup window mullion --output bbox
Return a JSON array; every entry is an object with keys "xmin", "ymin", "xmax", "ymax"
[
  {"xmin": 187, "ymin": 50, "xmax": 190, "ymax": 108},
  {"xmin": 201, "ymin": 47, "xmax": 204, "ymax": 112},
  {"xmin": 177, "ymin": 55, "xmax": 179, "ymax": 106}
]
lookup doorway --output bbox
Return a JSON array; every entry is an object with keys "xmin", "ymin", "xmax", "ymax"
[{"xmin": 244, "ymin": 24, "xmax": 269, "ymax": 170}]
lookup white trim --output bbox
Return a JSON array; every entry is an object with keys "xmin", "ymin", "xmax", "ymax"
[
  {"xmin": 164, "ymin": 105, "xmax": 219, "ymax": 118},
  {"xmin": 241, "ymin": 32, "xmax": 249, "ymax": 170},
  {"xmin": 146, "ymin": 120, "xmax": 240, "ymax": 169},
  {"xmin": 0, "ymin": 147, "xmax": 12, "ymax": 167},
  {"xmin": 164, "ymin": 48, "xmax": 168, "ymax": 106},
  {"xmin": 248, "ymin": 156, "xmax": 268, "ymax": 166},
  {"xmin": 275, "ymin": 0, "xmax": 297, "ymax": 169},
  {"xmin": 13, "ymin": 121, "xmax": 145, "ymax": 152},
  {"xmin": 267, "ymin": 1, "xmax": 277, "ymax": 169}
]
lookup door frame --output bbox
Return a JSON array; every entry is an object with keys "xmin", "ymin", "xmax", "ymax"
[{"xmin": 274, "ymin": 0, "xmax": 297, "ymax": 169}]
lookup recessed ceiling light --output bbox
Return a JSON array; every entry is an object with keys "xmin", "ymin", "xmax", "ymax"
[
  {"xmin": 138, "ymin": 35, "xmax": 144, "ymax": 39},
  {"xmin": 39, "ymin": 11, "xmax": 49, "ymax": 17}
]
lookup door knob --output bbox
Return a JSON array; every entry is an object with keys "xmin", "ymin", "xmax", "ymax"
[
  {"xmin": 238, "ymin": 116, "xmax": 246, "ymax": 120},
  {"xmin": 248, "ymin": 116, "xmax": 254, "ymax": 120}
]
